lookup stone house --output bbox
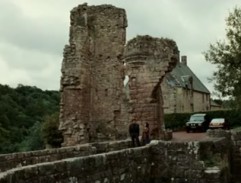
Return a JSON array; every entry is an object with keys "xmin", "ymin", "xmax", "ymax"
[
  {"xmin": 210, "ymin": 100, "xmax": 223, "ymax": 111},
  {"xmin": 162, "ymin": 56, "xmax": 210, "ymax": 113}
]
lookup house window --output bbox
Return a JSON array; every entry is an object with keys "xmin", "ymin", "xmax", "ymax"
[
  {"xmin": 130, "ymin": 77, "xmax": 137, "ymax": 88},
  {"xmin": 191, "ymin": 103, "xmax": 194, "ymax": 112}
]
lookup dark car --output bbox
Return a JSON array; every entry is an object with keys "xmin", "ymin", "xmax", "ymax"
[{"xmin": 186, "ymin": 113, "xmax": 211, "ymax": 133}]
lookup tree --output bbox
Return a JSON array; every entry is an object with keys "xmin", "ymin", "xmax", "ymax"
[
  {"xmin": 204, "ymin": 6, "xmax": 241, "ymax": 108},
  {"xmin": 18, "ymin": 122, "xmax": 44, "ymax": 152},
  {"xmin": 0, "ymin": 84, "xmax": 60, "ymax": 153},
  {"xmin": 41, "ymin": 112, "xmax": 63, "ymax": 148}
]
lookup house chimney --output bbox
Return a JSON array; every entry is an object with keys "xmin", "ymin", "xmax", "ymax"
[
  {"xmin": 181, "ymin": 55, "xmax": 187, "ymax": 65},
  {"xmin": 178, "ymin": 50, "xmax": 180, "ymax": 63}
]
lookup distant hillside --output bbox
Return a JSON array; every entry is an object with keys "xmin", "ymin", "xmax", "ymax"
[{"xmin": 0, "ymin": 84, "xmax": 60, "ymax": 153}]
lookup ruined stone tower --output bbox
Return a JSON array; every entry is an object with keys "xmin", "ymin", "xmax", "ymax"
[
  {"xmin": 124, "ymin": 36, "xmax": 179, "ymax": 139},
  {"xmin": 59, "ymin": 3, "xmax": 180, "ymax": 146},
  {"xmin": 59, "ymin": 4, "xmax": 127, "ymax": 146}
]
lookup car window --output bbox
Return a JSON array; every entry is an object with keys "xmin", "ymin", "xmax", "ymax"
[
  {"xmin": 211, "ymin": 118, "xmax": 224, "ymax": 122},
  {"xmin": 190, "ymin": 116, "xmax": 204, "ymax": 121}
]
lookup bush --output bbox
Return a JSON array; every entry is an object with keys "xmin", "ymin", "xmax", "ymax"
[
  {"xmin": 164, "ymin": 113, "xmax": 190, "ymax": 130},
  {"xmin": 41, "ymin": 112, "xmax": 63, "ymax": 148}
]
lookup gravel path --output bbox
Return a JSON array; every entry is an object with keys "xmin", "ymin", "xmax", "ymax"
[{"xmin": 172, "ymin": 131, "xmax": 211, "ymax": 142}]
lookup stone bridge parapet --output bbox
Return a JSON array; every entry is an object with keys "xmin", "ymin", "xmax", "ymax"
[
  {"xmin": 0, "ymin": 135, "xmax": 237, "ymax": 183},
  {"xmin": 0, "ymin": 140, "xmax": 130, "ymax": 173}
]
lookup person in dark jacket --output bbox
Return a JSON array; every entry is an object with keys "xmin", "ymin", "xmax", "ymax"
[{"xmin": 129, "ymin": 119, "xmax": 140, "ymax": 147}]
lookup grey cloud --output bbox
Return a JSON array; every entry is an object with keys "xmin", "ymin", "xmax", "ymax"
[
  {"xmin": 0, "ymin": 43, "xmax": 61, "ymax": 90},
  {"xmin": 0, "ymin": 0, "xmax": 241, "ymax": 93},
  {"xmin": 0, "ymin": 0, "xmax": 68, "ymax": 56},
  {"xmin": 0, "ymin": 42, "xmax": 61, "ymax": 71}
]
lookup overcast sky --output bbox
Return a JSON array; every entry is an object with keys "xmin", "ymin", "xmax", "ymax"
[{"xmin": 1, "ymin": 0, "xmax": 241, "ymax": 96}]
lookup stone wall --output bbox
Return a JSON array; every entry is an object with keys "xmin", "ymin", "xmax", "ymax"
[
  {"xmin": 162, "ymin": 83, "xmax": 211, "ymax": 114},
  {"xmin": 151, "ymin": 138, "xmax": 230, "ymax": 183},
  {"xmin": 124, "ymin": 35, "xmax": 179, "ymax": 139},
  {"xmin": 207, "ymin": 129, "xmax": 241, "ymax": 183},
  {"xmin": 0, "ymin": 146, "xmax": 151, "ymax": 183},
  {"xmin": 59, "ymin": 3, "xmax": 128, "ymax": 146},
  {"xmin": 162, "ymin": 79, "xmax": 177, "ymax": 113},
  {"xmin": 231, "ymin": 130, "xmax": 241, "ymax": 183},
  {"xmin": 193, "ymin": 91, "xmax": 210, "ymax": 112},
  {"xmin": 0, "ymin": 138, "xmax": 233, "ymax": 183},
  {"xmin": 0, "ymin": 140, "xmax": 130, "ymax": 173}
]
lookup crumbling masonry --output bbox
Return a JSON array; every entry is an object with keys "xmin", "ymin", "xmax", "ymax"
[
  {"xmin": 59, "ymin": 3, "xmax": 179, "ymax": 146},
  {"xmin": 124, "ymin": 36, "xmax": 179, "ymax": 139}
]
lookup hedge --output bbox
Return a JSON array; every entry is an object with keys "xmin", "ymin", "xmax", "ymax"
[{"xmin": 164, "ymin": 109, "xmax": 241, "ymax": 131}]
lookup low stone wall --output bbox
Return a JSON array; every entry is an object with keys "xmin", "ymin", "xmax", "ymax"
[
  {"xmin": 0, "ymin": 140, "xmax": 130, "ymax": 173},
  {"xmin": 0, "ymin": 138, "xmax": 231, "ymax": 183},
  {"xmin": 207, "ymin": 129, "xmax": 241, "ymax": 183},
  {"xmin": 231, "ymin": 130, "xmax": 241, "ymax": 183},
  {"xmin": 0, "ymin": 146, "xmax": 151, "ymax": 183},
  {"xmin": 151, "ymin": 138, "xmax": 230, "ymax": 183}
]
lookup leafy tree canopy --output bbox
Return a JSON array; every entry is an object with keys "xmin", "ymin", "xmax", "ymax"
[
  {"xmin": 0, "ymin": 84, "xmax": 60, "ymax": 153},
  {"xmin": 204, "ymin": 6, "xmax": 241, "ymax": 108}
]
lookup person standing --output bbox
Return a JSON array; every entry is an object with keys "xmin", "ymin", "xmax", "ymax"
[
  {"xmin": 129, "ymin": 119, "xmax": 140, "ymax": 147},
  {"xmin": 141, "ymin": 122, "xmax": 150, "ymax": 145}
]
